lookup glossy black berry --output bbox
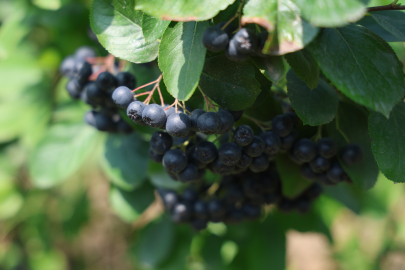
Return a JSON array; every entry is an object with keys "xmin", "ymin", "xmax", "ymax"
[
  {"xmin": 94, "ymin": 113, "xmax": 114, "ymax": 132},
  {"xmin": 317, "ymin": 138, "xmax": 338, "ymax": 159},
  {"xmin": 218, "ymin": 142, "xmax": 242, "ymax": 166},
  {"xmin": 233, "ymin": 28, "xmax": 257, "ymax": 54},
  {"xmin": 158, "ymin": 189, "xmax": 179, "ymax": 211},
  {"xmin": 280, "ymin": 129, "xmax": 299, "ymax": 151},
  {"xmin": 96, "ymin": 71, "xmax": 117, "ymax": 92},
  {"xmin": 74, "ymin": 46, "xmax": 97, "ymax": 60},
  {"xmin": 226, "ymin": 184, "xmax": 244, "ymax": 203},
  {"xmin": 243, "ymin": 177, "xmax": 262, "ymax": 199},
  {"xmin": 84, "ymin": 110, "xmax": 97, "ymax": 127},
  {"xmin": 226, "ymin": 207, "xmax": 244, "ymax": 224},
  {"xmin": 112, "ymin": 86, "xmax": 134, "ymax": 108},
  {"xmin": 300, "ymin": 163, "xmax": 318, "ymax": 181},
  {"xmin": 182, "ymin": 188, "xmax": 198, "ymax": 203},
  {"xmin": 116, "ymin": 118, "xmax": 133, "ymax": 134},
  {"xmin": 243, "ymin": 136, "xmax": 265, "ymax": 157},
  {"xmin": 327, "ymin": 161, "xmax": 349, "ymax": 183},
  {"xmin": 293, "ymin": 138, "xmax": 317, "ymax": 163},
  {"xmin": 237, "ymin": 152, "xmax": 253, "ymax": 168},
  {"xmin": 66, "ymin": 78, "xmax": 83, "ymax": 99},
  {"xmin": 171, "ymin": 203, "xmax": 192, "ymax": 223},
  {"xmin": 150, "ymin": 132, "xmax": 173, "ymax": 155},
  {"xmin": 284, "ymin": 111, "xmax": 300, "ymax": 126},
  {"xmin": 208, "ymin": 199, "xmax": 227, "ymax": 217},
  {"xmin": 261, "ymin": 131, "xmax": 281, "ymax": 155},
  {"xmin": 194, "ymin": 141, "xmax": 218, "ymax": 164},
  {"xmin": 309, "ymin": 155, "xmax": 331, "ymax": 173},
  {"xmin": 177, "ymin": 164, "xmax": 203, "ymax": 183},
  {"xmin": 219, "ymin": 108, "xmax": 244, "ymax": 122},
  {"xmin": 217, "ymin": 110, "xmax": 234, "ymax": 134},
  {"xmin": 162, "ymin": 149, "xmax": 188, "ymax": 174},
  {"xmin": 340, "ymin": 143, "xmax": 364, "ymax": 166},
  {"xmin": 190, "ymin": 219, "xmax": 208, "ymax": 231},
  {"xmin": 189, "ymin": 109, "xmax": 205, "ymax": 132},
  {"xmin": 272, "ymin": 114, "xmax": 294, "ymax": 137},
  {"xmin": 149, "ymin": 148, "xmax": 164, "ymax": 163},
  {"xmin": 166, "ymin": 113, "xmax": 191, "ymax": 137},
  {"xmin": 60, "ymin": 55, "xmax": 76, "ymax": 77},
  {"xmin": 116, "ymin": 72, "xmax": 136, "ymax": 89},
  {"xmin": 197, "ymin": 112, "xmax": 222, "ymax": 134},
  {"xmin": 250, "ymin": 154, "xmax": 269, "ymax": 172},
  {"xmin": 260, "ymin": 173, "xmax": 280, "ymax": 192},
  {"xmin": 77, "ymin": 61, "xmax": 92, "ymax": 84},
  {"xmin": 127, "ymin": 101, "xmax": 146, "ymax": 123},
  {"xmin": 193, "ymin": 200, "xmax": 209, "ymax": 219},
  {"xmin": 209, "ymin": 158, "xmax": 235, "ymax": 175},
  {"xmin": 202, "ymin": 26, "xmax": 229, "ymax": 52},
  {"xmin": 234, "ymin": 125, "xmax": 254, "ymax": 146},
  {"xmin": 142, "ymin": 104, "xmax": 167, "ymax": 128},
  {"xmin": 242, "ymin": 203, "xmax": 261, "ymax": 220},
  {"xmin": 225, "ymin": 39, "xmax": 250, "ymax": 62}
]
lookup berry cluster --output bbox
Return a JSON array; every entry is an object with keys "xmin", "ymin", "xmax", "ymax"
[
  {"xmin": 202, "ymin": 22, "xmax": 269, "ymax": 62},
  {"xmin": 59, "ymin": 46, "xmax": 134, "ymax": 133},
  {"xmin": 158, "ymin": 170, "xmax": 323, "ymax": 231}
]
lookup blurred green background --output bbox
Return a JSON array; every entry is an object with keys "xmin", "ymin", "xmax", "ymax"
[{"xmin": 1, "ymin": 0, "xmax": 405, "ymax": 269}]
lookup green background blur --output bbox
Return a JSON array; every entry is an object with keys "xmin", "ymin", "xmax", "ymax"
[{"xmin": 1, "ymin": 0, "xmax": 405, "ymax": 269}]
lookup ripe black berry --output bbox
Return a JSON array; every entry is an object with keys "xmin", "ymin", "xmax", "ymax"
[
  {"xmin": 284, "ymin": 111, "xmax": 300, "ymax": 126},
  {"xmin": 327, "ymin": 161, "xmax": 349, "ymax": 183},
  {"xmin": 150, "ymin": 132, "xmax": 173, "ymax": 155},
  {"xmin": 74, "ymin": 46, "xmax": 97, "ymax": 60},
  {"xmin": 243, "ymin": 136, "xmax": 265, "ymax": 157},
  {"xmin": 233, "ymin": 28, "xmax": 258, "ymax": 54},
  {"xmin": 219, "ymin": 108, "xmax": 244, "ymax": 122},
  {"xmin": 237, "ymin": 152, "xmax": 253, "ymax": 168},
  {"xmin": 197, "ymin": 112, "xmax": 222, "ymax": 134},
  {"xmin": 234, "ymin": 125, "xmax": 254, "ymax": 146},
  {"xmin": 149, "ymin": 148, "xmax": 164, "ymax": 163},
  {"xmin": 96, "ymin": 71, "xmax": 117, "ymax": 92},
  {"xmin": 261, "ymin": 131, "xmax": 281, "ymax": 155},
  {"xmin": 209, "ymin": 158, "xmax": 235, "ymax": 175},
  {"xmin": 304, "ymin": 184, "xmax": 323, "ymax": 200},
  {"xmin": 340, "ymin": 143, "xmax": 364, "ymax": 166},
  {"xmin": 225, "ymin": 39, "xmax": 250, "ymax": 62},
  {"xmin": 280, "ymin": 129, "xmax": 299, "ymax": 151},
  {"xmin": 171, "ymin": 203, "xmax": 192, "ymax": 223},
  {"xmin": 116, "ymin": 72, "xmax": 136, "ymax": 89},
  {"xmin": 177, "ymin": 164, "xmax": 203, "ymax": 183},
  {"xmin": 194, "ymin": 141, "xmax": 218, "ymax": 164},
  {"xmin": 127, "ymin": 101, "xmax": 146, "ymax": 123},
  {"xmin": 166, "ymin": 113, "xmax": 191, "ymax": 137},
  {"xmin": 189, "ymin": 109, "xmax": 205, "ymax": 132},
  {"xmin": 243, "ymin": 177, "xmax": 262, "ymax": 199},
  {"xmin": 300, "ymin": 163, "xmax": 318, "ymax": 181},
  {"xmin": 112, "ymin": 86, "xmax": 134, "ymax": 108},
  {"xmin": 217, "ymin": 110, "xmax": 234, "ymax": 134},
  {"xmin": 293, "ymin": 138, "xmax": 317, "ymax": 163},
  {"xmin": 242, "ymin": 203, "xmax": 261, "ymax": 220},
  {"xmin": 226, "ymin": 184, "xmax": 245, "ymax": 203},
  {"xmin": 182, "ymin": 188, "xmax": 198, "ymax": 203},
  {"xmin": 84, "ymin": 110, "xmax": 97, "ymax": 127},
  {"xmin": 250, "ymin": 154, "xmax": 270, "ymax": 172},
  {"xmin": 190, "ymin": 219, "xmax": 208, "ymax": 231},
  {"xmin": 208, "ymin": 199, "xmax": 227, "ymax": 217},
  {"xmin": 76, "ymin": 61, "xmax": 92, "ymax": 84},
  {"xmin": 272, "ymin": 114, "xmax": 294, "ymax": 137},
  {"xmin": 60, "ymin": 56, "xmax": 76, "ymax": 77},
  {"xmin": 66, "ymin": 78, "xmax": 83, "ymax": 99},
  {"xmin": 309, "ymin": 155, "xmax": 331, "ymax": 173},
  {"xmin": 94, "ymin": 113, "xmax": 115, "ymax": 132},
  {"xmin": 158, "ymin": 189, "xmax": 179, "ymax": 211},
  {"xmin": 142, "ymin": 104, "xmax": 167, "ymax": 128},
  {"xmin": 218, "ymin": 142, "xmax": 242, "ymax": 166},
  {"xmin": 193, "ymin": 200, "xmax": 209, "ymax": 219},
  {"xmin": 162, "ymin": 149, "xmax": 188, "ymax": 173},
  {"xmin": 317, "ymin": 138, "xmax": 338, "ymax": 159},
  {"xmin": 202, "ymin": 26, "xmax": 229, "ymax": 52}
]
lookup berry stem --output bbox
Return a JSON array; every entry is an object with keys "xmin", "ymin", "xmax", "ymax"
[
  {"xmin": 198, "ymin": 85, "xmax": 217, "ymax": 112},
  {"xmin": 312, "ymin": 125, "xmax": 323, "ymax": 142},
  {"xmin": 243, "ymin": 115, "xmax": 271, "ymax": 131},
  {"xmin": 221, "ymin": 0, "xmax": 245, "ymax": 31},
  {"xmin": 164, "ymin": 101, "xmax": 176, "ymax": 111},
  {"xmin": 335, "ymin": 113, "xmax": 351, "ymax": 144},
  {"xmin": 135, "ymin": 91, "xmax": 151, "ymax": 97},
  {"xmin": 367, "ymin": 1, "xmax": 405, "ymax": 11},
  {"xmin": 132, "ymin": 74, "xmax": 163, "ymax": 92}
]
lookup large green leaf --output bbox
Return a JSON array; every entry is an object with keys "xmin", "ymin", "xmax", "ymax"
[
  {"xmin": 102, "ymin": 133, "xmax": 149, "ymax": 191},
  {"xmin": 309, "ymin": 25, "xmax": 405, "ymax": 117},
  {"xmin": 251, "ymin": 56, "xmax": 285, "ymax": 82},
  {"xmin": 295, "ymin": 0, "xmax": 366, "ymax": 27},
  {"xmin": 369, "ymin": 102, "xmax": 405, "ymax": 183},
  {"xmin": 241, "ymin": 0, "xmax": 319, "ymax": 55},
  {"xmin": 287, "ymin": 70, "xmax": 338, "ymax": 126},
  {"xmin": 90, "ymin": 0, "xmax": 159, "ymax": 63},
  {"xmin": 276, "ymin": 154, "xmax": 313, "ymax": 198},
  {"xmin": 29, "ymin": 124, "xmax": 99, "ymax": 189},
  {"xmin": 325, "ymin": 102, "xmax": 379, "ymax": 190},
  {"xmin": 199, "ymin": 55, "xmax": 261, "ymax": 110},
  {"xmin": 142, "ymin": 13, "xmax": 171, "ymax": 43},
  {"xmin": 109, "ymin": 182, "xmax": 155, "ymax": 223},
  {"xmin": 370, "ymin": 11, "xmax": 405, "ymax": 42},
  {"xmin": 134, "ymin": 0, "xmax": 236, "ymax": 21},
  {"xmin": 159, "ymin": 21, "xmax": 209, "ymax": 101},
  {"xmin": 357, "ymin": 15, "xmax": 400, "ymax": 42},
  {"xmin": 284, "ymin": 48, "xmax": 319, "ymax": 90}
]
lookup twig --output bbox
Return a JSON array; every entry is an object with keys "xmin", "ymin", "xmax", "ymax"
[
  {"xmin": 368, "ymin": 1, "xmax": 405, "ymax": 12},
  {"xmin": 198, "ymin": 85, "xmax": 217, "ymax": 111},
  {"xmin": 221, "ymin": 0, "xmax": 245, "ymax": 30}
]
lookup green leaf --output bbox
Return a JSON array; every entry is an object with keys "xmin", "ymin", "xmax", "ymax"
[
  {"xmin": 199, "ymin": 55, "xmax": 261, "ymax": 110},
  {"xmin": 241, "ymin": 0, "xmax": 319, "ymax": 55},
  {"xmin": 250, "ymin": 56, "xmax": 285, "ymax": 82},
  {"xmin": 357, "ymin": 15, "xmax": 400, "ymax": 42},
  {"xmin": 109, "ymin": 182, "xmax": 155, "ymax": 223},
  {"xmin": 325, "ymin": 102, "xmax": 379, "ymax": 190},
  {"xmin": 275, "ymin": 154, "xmax": 313, "ymax": 198},
  {"xmin": 370, "ymin": 11, "xmax": 405, "ymax": 42},
  {"xmin": 90, "ymin": 0, "xmax": 159, "ymax": 63},
  {"xmin": 142, "ymin": 13, "xmax": 171, "ymax": 43},
  {"xmin": 29, "ymin": 124, "xmax": 99, "ymax": 189},
  {"xmin": 135, "ymin": 217, "xmax": 175, "ymax": 268},
  {"xmin": 134, "ymin": 0, "xmax": 236, "ymax": 21},
  {"xmin": 369, "ymin": 102, "xmax": 405, "ymax": 183},
  {"xmin": 287, "ymin": 70, "xmax": 338, "ymax": 126},
  {"xmin": 284, "ymin": 48, "xmax": 319, "ymax": 90},
  {"xmin": 102, "ymin": 133, "xmax": 149, "ymax": 191},
  {"xmin": 309, "ymin": 25, "xmax": 405, "ymax": 117},
  {"xmin": 295, "ymin": 0, "xmax": 366, "ymax": 27},
  {"xmin": 159, "ymin": 21, "xmax": 209, "ymax": 101}
]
